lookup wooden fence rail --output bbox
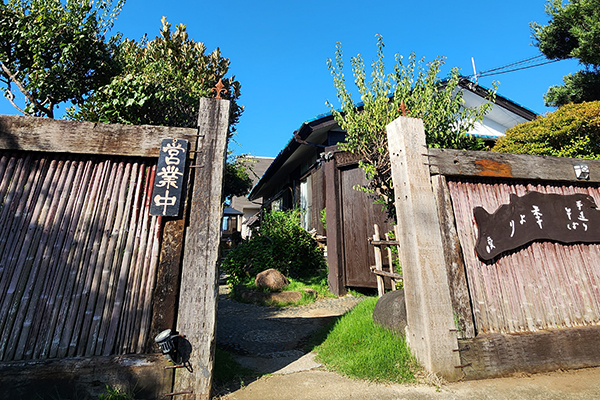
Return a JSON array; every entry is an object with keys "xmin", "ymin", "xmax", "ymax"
[{"xmin": 369, "ymin": 224, "xmax": 402, "ymax": 297}]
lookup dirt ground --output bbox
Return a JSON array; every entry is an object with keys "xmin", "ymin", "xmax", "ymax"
[{"xmin": 218, "ymin": 365, "xmax": 600, "ymax": 400}]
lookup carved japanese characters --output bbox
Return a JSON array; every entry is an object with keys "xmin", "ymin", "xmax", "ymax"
[
  {"xmin": 474, "ymin": 191, "xmax": 600, "ymax": 260},
  {"xmin": 150, "ymin": 138, "xmax": 188, "ymax": 216}
]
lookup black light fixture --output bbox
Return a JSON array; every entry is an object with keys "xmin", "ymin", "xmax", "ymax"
[{"xmin": 155, "ymin": 329, "xmax": 181, "ymax": 364}]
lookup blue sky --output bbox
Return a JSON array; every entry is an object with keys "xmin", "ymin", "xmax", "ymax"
[{"xmin": 0, "ymin": 0, "xmax": 582, "ymax": 158}]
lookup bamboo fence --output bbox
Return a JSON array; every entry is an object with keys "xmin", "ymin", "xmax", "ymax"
[
  {"xmin": 0, "ymin": 150, "xmax": 161, "ymax": 361},
  {"xmin": 448, "ymin": 178, "xmax": 600, "ymax": 335}
]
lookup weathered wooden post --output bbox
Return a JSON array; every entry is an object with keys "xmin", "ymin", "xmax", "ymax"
[
  {"xmin": 386, "ymin": 116, "xmax": 461, "ymax": 380},
  {"xmin": 172, "ymin": 98, "xmax": 230, "ymax": 399},
  {"xmin": 323, "ymin": 146, "xmax": 345, "ymax": 296}
]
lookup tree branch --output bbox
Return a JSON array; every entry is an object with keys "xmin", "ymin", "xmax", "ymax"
[
  {"xmin": 3, "ymin": 86, "xmax": 27, "ymax": 115},
  {"xmin": 0, "ymin": 62, "xmax": 53, "ymax": 117}
]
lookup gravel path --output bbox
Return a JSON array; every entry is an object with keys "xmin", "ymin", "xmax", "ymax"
[{"xmin": 216, "ymin": 285, "xmax": 363, "ymax": 357}]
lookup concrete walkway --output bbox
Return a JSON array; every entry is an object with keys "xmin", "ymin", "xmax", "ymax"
[{"xmin": 220, "ymin": 366, "xmax": 600, "ymax": 400}]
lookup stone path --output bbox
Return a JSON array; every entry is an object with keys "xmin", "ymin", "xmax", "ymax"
[
  {"xmin": 215, "ymin": 285, "xmax": 600, "ymax": 400},
  {"xmin": 216, "ymin": 284, "xmax": 363, "ymax": 374}
]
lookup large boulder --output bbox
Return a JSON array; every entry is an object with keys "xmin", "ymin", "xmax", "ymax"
[
  {"xmin": 255, "ymin": 268, "xmax": 289, "ymax": 291},
  {"xmin": 372, "ymin": 289, "xmax": 407, "ymax": 335}
]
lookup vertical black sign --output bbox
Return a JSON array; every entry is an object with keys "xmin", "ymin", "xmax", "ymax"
[{"xmin": 150, "ymin": 138, "xmax": 189, "ymax": 217}]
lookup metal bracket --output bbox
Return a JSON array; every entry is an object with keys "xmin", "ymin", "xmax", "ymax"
[
  {"xmin": 164, "ymin": 364, "xmax": 189, "ymax": 370},
  {"xmin": 574, "ymin": 162, "xmax": 590, "ymax": 180}
]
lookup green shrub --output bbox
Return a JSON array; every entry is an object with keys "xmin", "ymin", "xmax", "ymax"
[
  {"xmin": 492, "ymin": 101, "xmax": 600, "ymax": 159},
  {"xmin": 222, "ymin": 209, "xmax": 327, "ymax": 285}
]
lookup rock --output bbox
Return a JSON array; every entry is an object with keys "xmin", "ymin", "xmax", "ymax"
[
  {"xmin": 237, "ymin": 289, "xmax": 303, "ymax": 305},
  {"xmin": 267, "ymin": 291, "xmax": 303, "ymax": 303},
  {"xmin": 372, "ymin": 289, "xmax": 407, "ymax": 335},
  {"xmin": 302, "ymin": 288, "xmax": 318, "ymax": 299},
  {"xmin": 255, "ymin": 268, "xmax": 289, "ymax": 291}
]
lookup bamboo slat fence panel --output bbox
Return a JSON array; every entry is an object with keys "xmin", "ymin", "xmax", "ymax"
[
  {"xmin": 0, "ymin": 150, "xmax": 160, "ymax": 361},
  {"xmin": 448, "ymin": 178, "xmax": 600, "ymax": 335}
]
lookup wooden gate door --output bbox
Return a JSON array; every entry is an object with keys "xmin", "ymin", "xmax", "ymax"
[{"xmin": 338, "ymin": 164, "xmax": 392, "ymax": 288}]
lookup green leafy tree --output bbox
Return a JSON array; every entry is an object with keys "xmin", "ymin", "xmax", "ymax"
[
  {"xmin": 531, "ymin": 0, "xmax": 600, "ymax": 107},
  {"xmin": 327, "ymin": 35, "xmax": 494, "ymax": 210},
  {"xmin": 0, "ymin": 0, "xmax": 124, "ymax": 118},
  {"xmin": 223, "ymin": 153, "xmax": 254, "ymax": 201},
  {"xmin": 492, "ymin": 101, "xmax": 600, "ymax": 159},
  {"xmin": 68, "ymin": 17, "xmax": 242, "ymax": 130},
  {"xmin": 69, "ymin": 17, "xmax": 250, "ymax": 199}
]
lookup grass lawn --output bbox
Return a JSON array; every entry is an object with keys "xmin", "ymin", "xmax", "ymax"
[{"xmin": 313, "ymin": 296, "xmax": 417, "ymax": 384}]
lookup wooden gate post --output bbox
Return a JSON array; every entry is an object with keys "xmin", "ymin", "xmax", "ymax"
[
  {"xmin": 173, "ymin": 98, "xmax": 230, "ymax": 399},
  {"xmin": 386, "ymin": 116, "xmax": 461, "ymax": 380},
  {"xmin": 323, "ymin": 146, "xmax": 345, "ymax": 296}
]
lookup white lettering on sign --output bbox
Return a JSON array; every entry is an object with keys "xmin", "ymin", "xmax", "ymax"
[
  {"xmin": 531, "ymin": 205, "xmax": 543, "ymax": 229},
  {"xmin": 156, "ymin": 165, "xmax": 184, "ymax": 189}
]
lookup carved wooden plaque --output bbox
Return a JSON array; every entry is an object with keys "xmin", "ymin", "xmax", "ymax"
[
  {"xmin": 150, "ymin": 138, "xmax": 188, "ymax": 216},
  {"xmin": 474, "ymin": 191, "xmax": 600, "ymax": 260}
]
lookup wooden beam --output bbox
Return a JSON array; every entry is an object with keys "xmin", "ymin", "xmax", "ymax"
[
  {"xmin": 458, "ymin": 326, "xmax": 600, "ymax": 379},
  {"xmin": 0, "ymin": 115, "xmax": 198, "ymax": 157},
  {"xmin": 0, "ymin": 354, "xmax": 172, "ymax": 400},
  {"xmin": 370, "ymin": 267, "xmax": 403, "ymax": 280},
  {"xmin": 369, "ymin": 239, "xmax": 401, "ymax": 246},
  {"xmin": 173, "ymin": 98, "xmax": 229, "ymax": 400},
  {"xmin": 324, "ymin": 146, "xmax": 346, "ymax": 296},
  {"xmin": 372, "ymin": 225, "xmax": 385, "ymax": 298},
  {"xmin": 387, "ymin": 116, "xmax": 461, "ymax": 380},
  {"xmin": 428, "ymin": 148, "xmax": 600, "ymax": 183},
  {"xmin": 146, "ymin": 146, "xmax": 196, "ymax": 353},
  {"xmin": 146, "ymin": 217, "xmax": 186, "ymax": 353},
  {"xmin": 431, "ymin": 174, "xmax": 475, "ymax": 339}
]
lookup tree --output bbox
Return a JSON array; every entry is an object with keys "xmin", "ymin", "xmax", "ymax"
[
  {"xmin": 223, "ymin": 153, "xmax": 254, "ymax": 201},
  {"xmin": 68, "ymin": 17, "xmax": 242, "ymax": 130},
  {"xmin": 69, "ymin": 17, "xmax": 250, "ymax": 199},
  {"xmin": 531, "ymin": 0, "xmax": 600, "ymax": 107},
  {"xmin": 492, "ymin": 101, "xmax": 600, "ymax": 159},
  {"xmin": 327, "ymin": 35, "xmax": 494, "ymax": 211},
  {"xmin": 0, "ymin": 0, "xmax": 124, "ymax": 118}
]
